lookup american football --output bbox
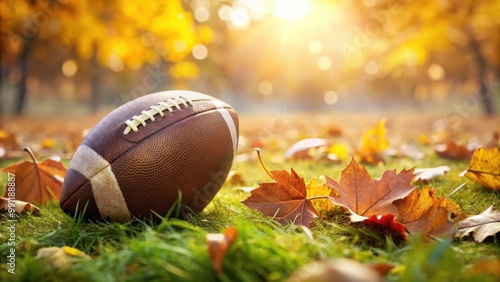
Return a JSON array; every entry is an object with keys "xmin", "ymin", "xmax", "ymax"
[{"xmin": 60, "ymin": 90, "xmax": 239, "ymax": 222}]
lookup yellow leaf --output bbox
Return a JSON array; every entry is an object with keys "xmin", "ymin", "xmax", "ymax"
[
  {"xmin": 357, "ymin": 119, "xmax": 390, "ymax": 164},
  {"xmin": 465, "ymin": 147, "xmax": 500, "ymax": 190},
  {"xmin": 327, "ymin": 144, "xmax": 349, "ymax": 161},
  {"xmin": 306, "ymin": 178, "xmax": 338, "ymax": 212}
]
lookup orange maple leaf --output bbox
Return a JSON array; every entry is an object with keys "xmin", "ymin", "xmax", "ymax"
[
  {"xmin": 2, "ymin": 148, "xmax": 66, "ymax": 204},
  {"xmin": 242, "ymin": 169, "xmax": 319, "ymax": 227},
  {"xmin": 393, "ymin": 187, "xmax": 463, "ymax": 238},
  {"xmin": 326, "ymin": 158, "xmax": 416, "ymax": 219}
]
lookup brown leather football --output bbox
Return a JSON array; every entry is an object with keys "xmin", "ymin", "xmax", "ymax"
[{"xmin": 60, "ymin": 90, "xmax": 239, "ymax": 222}]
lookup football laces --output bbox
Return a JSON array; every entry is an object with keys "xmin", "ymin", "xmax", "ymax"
[{"xmin": 123, "ymin": 96, "xmax": 193, "ymax": 134}]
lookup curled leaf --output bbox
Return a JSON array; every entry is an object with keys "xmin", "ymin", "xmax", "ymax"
[
  {"xmin": 456, "ymin": 205, "xmax": 500, "ymax": 243},
  {"xmin": 284, "ymin": 138, "xmax": 330, "ymax": 161},
  {"xmin": 207, "ymin": 226, "xmax": 238, "ymax": 275},
  {"xmin": 0, "ymin": 197, "xmax": 40, "ymax": 215},
  {"xmin": 413, "ymin": 166, "xmax": 450, "ymax": 183}
]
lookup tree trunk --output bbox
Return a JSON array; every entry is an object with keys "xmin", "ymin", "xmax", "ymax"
[
  {"xmin": 467, "ymin": 30, "xmax": 496, "ymax": 115},
  {"xmin": 90, "ymin": 42, "xmax": 100, "ymax": 113},
  {"xmin": 15, "ymin": 42, "xmax": 31, "ymax": 116}
]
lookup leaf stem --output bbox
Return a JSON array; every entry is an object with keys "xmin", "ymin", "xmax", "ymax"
[
  {"xmin": 307, "ymin": 196, "xmax": 329, "ymax": 201},
  {"xmin": 24, "ymin": 147, "xmax": 42, "ymax": 194},
  {"xmin": 255, "ymin": 148, "xmax": 274, "ymax": 180}
]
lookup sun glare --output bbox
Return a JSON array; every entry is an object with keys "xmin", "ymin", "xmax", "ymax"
[{"xmin": 273, "ymin": 0, "xmax": 311, "ymax": 20}]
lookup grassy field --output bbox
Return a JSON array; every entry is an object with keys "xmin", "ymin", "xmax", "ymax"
[{"xmin": 0, "ymin": 112, "xmax": 499, "ymax": 281}]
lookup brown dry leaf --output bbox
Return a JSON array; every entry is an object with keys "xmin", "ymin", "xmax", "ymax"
[
  {"xmin": 435, "ymin": 140, "xmax": 474, "ymax": 160},
  {"xmin": 306, "ymin": 178, "xmax": 338, "ymax": 213},
  {"xmin": 394, "ymin": 187, "xmax": 461, "ymax": 238},
  {"xmin": 356, "ymin": 119, "xmax": 390, "ymax": 165},
  {"xmin": 0, "ymin": 129, "xmax": 20, "ymax": 159},
  {"xmin": 469, "ymin": 259, "xmax": 500, "ymax": 278},
  {"xmin": 326, "ymin": 158, "xmax": 415, "ymax": 219},
  {"xmin": 285, "ymin": 258, "xmax": 383, "ymax": 282},
  {"xmin": 464, "ymin": 147, "xmax": 500, "ymax": 191},
  {"xmin": 456, "ymin": 205, "xmax": 500, "ymax": 243},
  {"xmin": 2, "ymin": 149, "xmax": 67, "ymax": 204},
  {"xmin": 226, "ymin": 171, "xmax": 246, "ymax": 186},
  {"xmin": 206, "ymin": 226, "xmax": 238, "ymax": 275},
  {"xmin": 368, "ymin": 263, "xmax": 395, "ymax": 277},
  {"xmin": 36, "ymin": 246, "xmax": 90, "ymax": 268},
  {"xmin": 0, "ymin": 197, "xmax": 40, "ymax": 215},
  {"xmin": 242, "ymin": 169, "xmax": 319, "ymax": 227}
]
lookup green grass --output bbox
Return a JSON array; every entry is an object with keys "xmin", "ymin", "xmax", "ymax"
[{"xmin": 0, "ymin": 149, "xmax": 499, "ymax": 281}]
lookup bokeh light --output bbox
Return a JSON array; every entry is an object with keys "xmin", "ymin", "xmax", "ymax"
[
  {"xmin": 317, "ymin": 56, "xmax": 332, "ymax": 71},
  {"xmin": 258, "ymin": 80, "xmax": 273, "ymax": 95},
  {"xmin": 192, "ymin": 44, "xmax": 208, "ymax": 60},
  {"xmin": 308, "ymin": 40, "xmax": 323, "ymax": 54},
  {"xmin": 428, "ymin": 63, "xmax": 446, "ymax": 81},
  {"xmin": 364, "ymin": 60, "xmax": 379, "ymax": 75},
  {"xmin": 62, "ymin": 60, "xmax": 78, "ymax": 77},
  {"xmin": 274, "ymin": 0, "xmax": 311, "ymax": 19},
  {"xmin": 324, "ymin": 90, "xmax": 338, "ymax": 105}
]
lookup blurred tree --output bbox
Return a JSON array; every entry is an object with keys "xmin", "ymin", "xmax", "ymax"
[
  {"xmin": 0, "ymin": 0, "xmax": 209, "ymax": 115},
  {"xmin": 350, "ymin": 0, "xmax": 499, "ymax": 114}
]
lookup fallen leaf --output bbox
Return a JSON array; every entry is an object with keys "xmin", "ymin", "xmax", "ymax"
[
  {"xmin": 326, "ymin": 158, "xmax": 415, "ymax": 218},
  {"xmin": 394, "ymin": 188, "xmax": 460, "ymax": 238},
  {"xmin": 486, "ymin": 131, "xmax": 499, "ymax": 148},
  {"xmin": 225, "ymin": 170, "xmax": 246, "ymax": 186},
  {"xmin": 368, "ymin": 263, "xmax": 395, "ymax": 277},
  {"xmin": 464, "ymin": 147, "xmax": 500, "ymax": 191},
  {"xmin": 1, "ymin": 149, "xmax": 67, "ymax": 204},
  {"xmin": 362, "ymin": 214, "xmax": 407, "ymax": 239},
  {"xmin": 42, "ymin": 138, "xmax": 56, "ymax": 149},
  {"xmin": 469, "ymin": 259, "xmax": 500, "ymax": 278},
  {"xmin": 323, "ymin": 125, "xmax": 343, "ymax": 137},
  {"xmin": 306, "ymin": 178, "xmax": 338, "ymax": 213},
  {"xmin": 284, "ymin": 138, "xmax": 330, "ymax": 161},
  {"xmin": 285, "ymin": 258, "xmax": 383, "ymax": 282},
  {"xmin": 326, "ymin": 144, "xmax": 349, "ymax": 161},
  {"xmin": 435, "ymin": 141, "xmax": 474, "ymax": 160},
  {"xmin": 0, "ymin": 197, "xmax": 40, "ymax": 215},
  {"xmin": 413, "ymin": 166, "xmax": 450, "ymax": 183},
  {"xmin": 242, "ymin": 169, "xmax": 319, "ymax": 227},
  {"xmin": 356, "ymin": 119, "xmax": 390, "ymax": 165},
  {"xmin": 36, "ymin": 246, "xmax": 90, "ymax": 268},
  {"xmin": 456, "ymin": 205, "xmax": 500, "ymax": 243},
  {"xmin": 396, "ymin": 144, "xmax": 425, "ymax": 160},
  {"xmin": 206, "ymin": 226, "xmax": 238, "ymax": 275}
]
